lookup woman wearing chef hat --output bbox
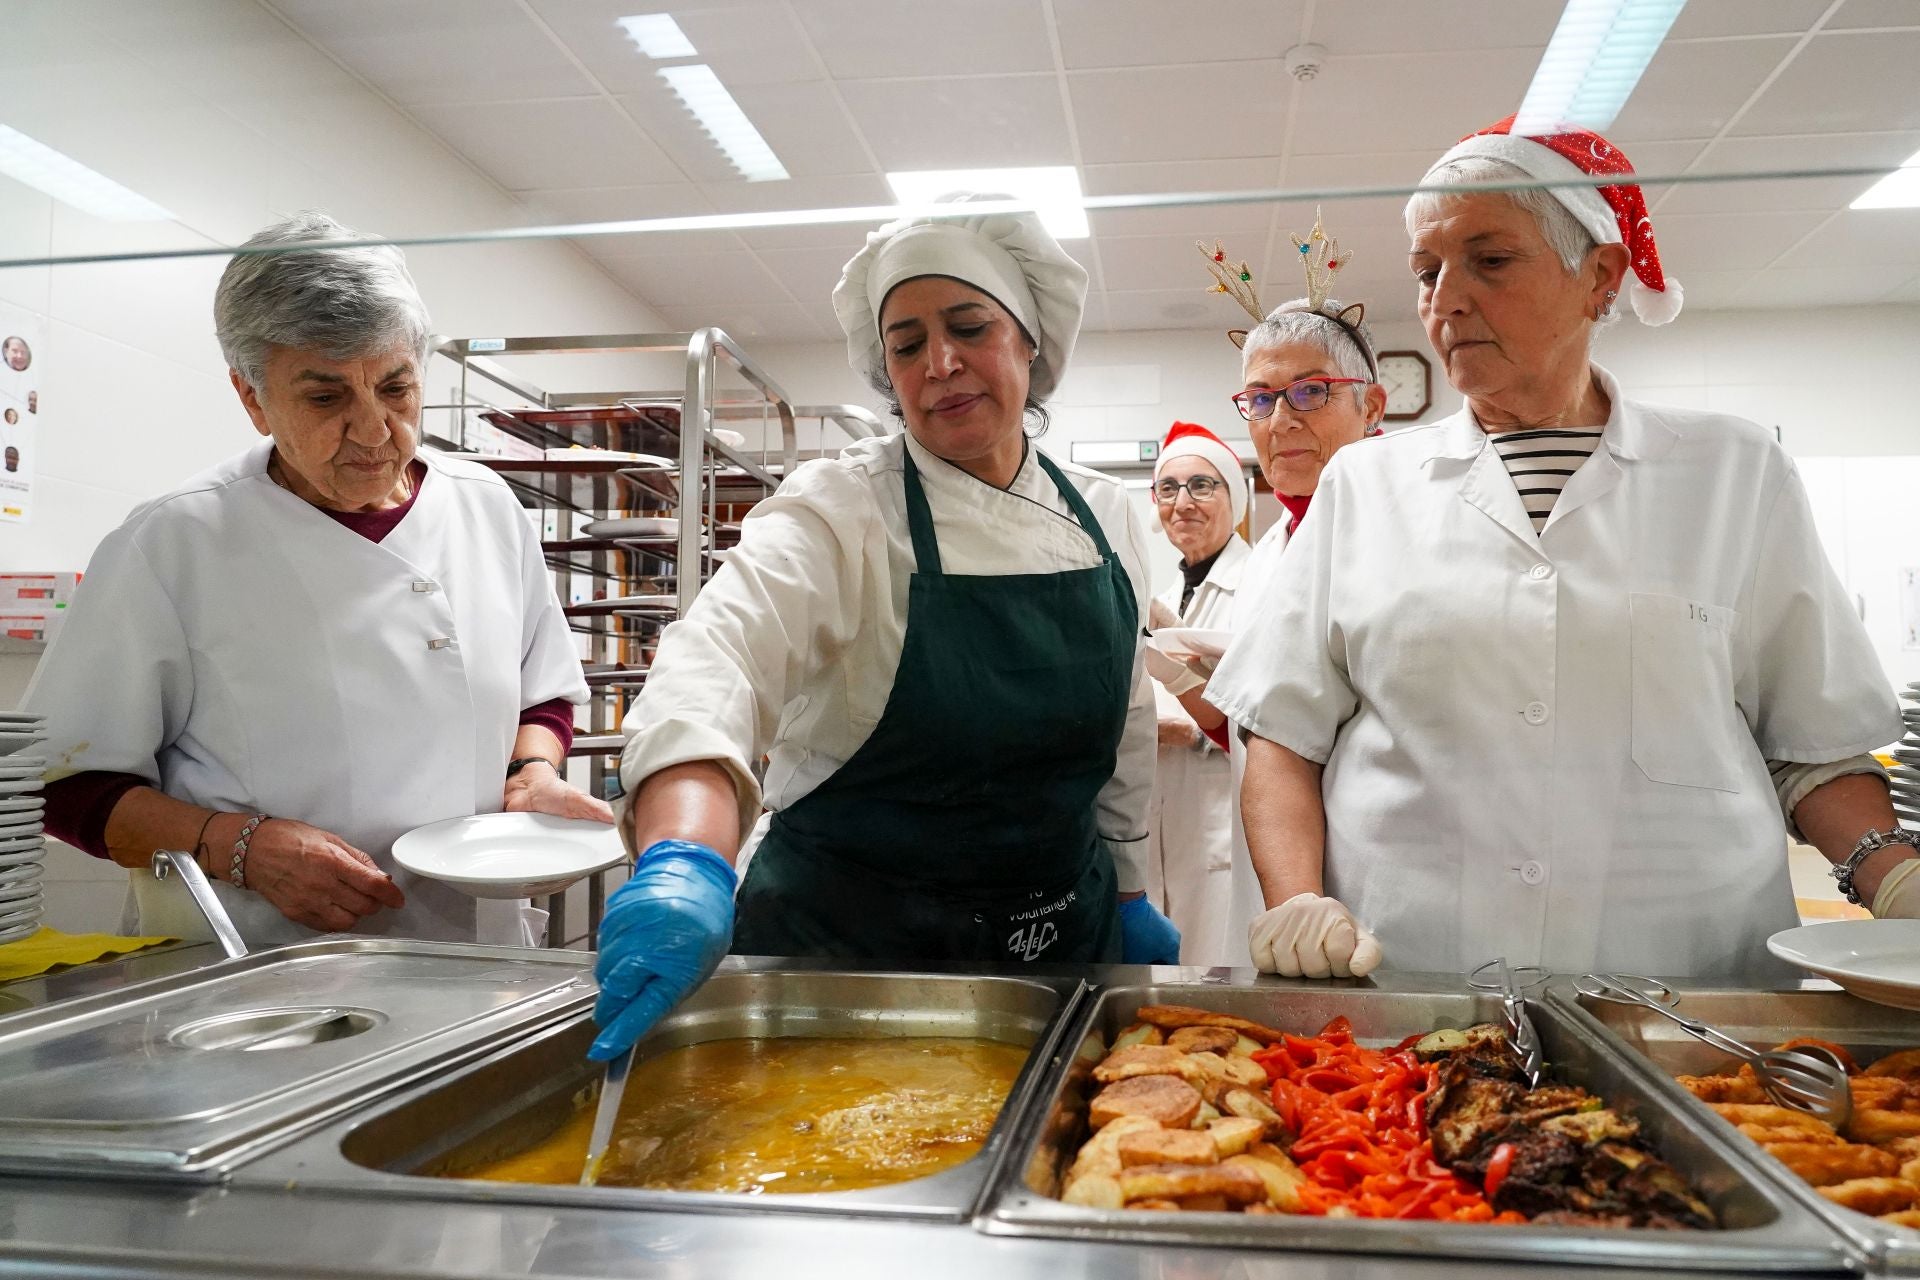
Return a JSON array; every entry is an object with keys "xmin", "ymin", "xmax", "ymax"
[
  {"xmin": 589, "ymin": 197, "xmax": 1178, "ymax": 1059},
  {"xmin": 1209, "ymin": 117, "xmax": 1907, "ymax": 981}
]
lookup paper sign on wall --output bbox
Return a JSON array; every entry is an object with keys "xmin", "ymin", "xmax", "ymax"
[{"xmin": 0, "ymin": 303, "xmax": 43, "ymax": 525}]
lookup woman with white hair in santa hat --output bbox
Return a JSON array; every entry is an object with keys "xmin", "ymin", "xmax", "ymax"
[
  {"xmin": 1209, "ymin": 117, "xmax": 1906, "ymax": 982},
  {"xmin": 587, "ymin": 197, "xmax": 1178, "ymax": 1060}
]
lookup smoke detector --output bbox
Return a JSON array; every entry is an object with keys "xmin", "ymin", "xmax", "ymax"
[{"xmin": 1285, "ymin": 43, "xmax": 1327, "ymax": 81}]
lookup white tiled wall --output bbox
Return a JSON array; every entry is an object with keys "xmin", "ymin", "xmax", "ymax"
[{"xmin": 0, "ymin": 0, "xmax": 680, "ymax": 934}]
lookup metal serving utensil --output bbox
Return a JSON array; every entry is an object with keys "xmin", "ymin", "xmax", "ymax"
[
  {"xmin": 152, "ymin": 849, "xmax": 249, "ymax": 960},
  {"xmin": 1577, "ymin": 972, "xmax": 1852, "ymax": 1129},
  {"xmin": 578, "ymin": 1044, "xmax": 634, "ymax": 1187},
  {"xmin": 1468, "ymin": 957, "xmax": 1545, "ymax": 1087}
]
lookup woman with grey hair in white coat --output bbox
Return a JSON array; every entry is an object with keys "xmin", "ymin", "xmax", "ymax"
[{"xmin": 28, "ymin": 212, "xmax": 607, "ymax": 948}]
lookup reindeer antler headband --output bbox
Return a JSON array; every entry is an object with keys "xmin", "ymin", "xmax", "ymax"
[{"xmin": 1198, "ymin": 207, "xmax": 1377, "ymax": 378}]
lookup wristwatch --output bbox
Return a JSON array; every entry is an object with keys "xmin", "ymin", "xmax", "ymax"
[
  {"xmin": 505, "ymin": 755, "xmax": 559, "ymax": 780},
  {"xmin": 1831, "ymin": 827, "xmax": 1920, "ymax": 906}
]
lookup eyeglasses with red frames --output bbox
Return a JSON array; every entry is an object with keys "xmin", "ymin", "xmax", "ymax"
[{"xmin": 1232, "ymin": 376, "xmax": 1369, "ymax": 421}]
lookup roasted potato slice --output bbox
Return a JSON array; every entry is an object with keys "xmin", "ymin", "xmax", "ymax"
[
  {"xmin": 1061, "ymin": 1172, "xmax": 1124, "ymax": 1209},
  {"xmin": 1205, "ymin": 1116, "xmax": 1266, "ymax": 1159},
  {"xmin": 1067, "ymin": 1114, "xmax": 1160, "ymax": 1181},
  {"xmin": 1173, "ymin": 1193, "xmax": 1230, "ymax": 1212},
  {"xmin": 1118, "ymin": 1127, "xmax": 1219, "ymax": 1168},
  {"xmin": 1168, "ymin": 1026, "xmax": 1238, "ymax": 1055},
  {"xmin": 1094, "ymin": 1045, "xmax": 1204, "ymax": 1085},
  {"xmin": 1819, "ymin": 1176, "xmax": 1919, "ymax": 1216},
  {"xmin": 1221, "ymin": 1087, "xmax": 1286, "ymax": 1137},
  {"xmin": 1111, "ymin": 1022, "xmax": 1166, "ymax": 1052},
  {"xmin": 1232, "ymin": 1035, "xmax": 1264, "ymax": 1058},
  {"xmin": 1192, "ymin": 1102, "xmax": 1221, "ymax": 1128},
  {"xmin": 1091, "ymin": 1075, "xmax": 1204, "ymax": 1130},
  {"xmin": 1119, "ymin": 1161, "xmax": 1265, "ymax": 1206},
  {"xmin": 1128, "ymin": 1198, "xmax": 1181, "ymax": 1211},
  {"xmin": 1133, "ymin": 1004, "xmax": 1286, "ymax": 1045},
  {"xmin": 1227, "ymin": 1148, "xmax": 1307, "ymax": 1212}
]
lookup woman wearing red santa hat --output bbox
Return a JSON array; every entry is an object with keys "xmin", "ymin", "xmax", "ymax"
[{"xmin": 1209, "ymin": 117, "xmax": 1905, "ymax": 981}]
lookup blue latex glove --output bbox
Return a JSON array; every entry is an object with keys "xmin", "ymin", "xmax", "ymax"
[
  {"xmin": 1118, "ymin": 894, "xmax": 1181, "ymax": 964},
  {"xmin": 588, "ymin": 839, "xmax": 736, "ymax": 1061}
]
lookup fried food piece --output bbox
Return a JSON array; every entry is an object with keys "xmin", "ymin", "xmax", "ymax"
[
  {"xmin": 1762, "ymin": 1141, "xmax": 1898, "ymax": 1186},
  {"xmin": 1066, "ymin": 1114, "xmax": 1160, "ymax": 1181},
  {"xmin": 1168, "ymin": 1026, "xmax": 1238, "ymax": 1055},
  {"xmin": 1900, "ymin": 1156, "xmax": 1920, "ymax": 1186},
  {"xmin": 1678, "ymin": 1073, "xmax": 1766, "ymax": 1105},
  {"xmin": 1880, "ymin": 1209, "xmax": 1920, "ymax": 1228},
  {"xmin": 1090, "ymin": 1075, "xmax": 1203, "ymax": 1130},
  {"xmin": 1118, "ymin": 1127, "xmax": 1219, "ymax": 1168},
  {"xmin": 1204, "ymin": 1116, "xmax": 1266, "ymax": 1159},
  {"xmin": 1094, "ymin": 1044, "xmax": 1207, "ymax": 1085},
  {"xmin": 1740, "ymin": 1123, "xmax": 1843, "ymax": 1146},
  {"xmin": 1219, "ymin": 1054, "xmax": 1269, "ymax": 1089},
  {"xmin": 1819, "ymin": 1176, "xmax": 1920, "ymax": 1216},
  {"xmin": 1852, "ymin": 1077, "xmax": 1920, "ymax": 1113},
  {"xmin": 1220, "ymin": 1087, "xmax": 1285, "ymax": 1137},
  {"xmin": 1776, "ymin": 1038, "xmax": 1859, "ymax": 1075},
  {"xmin": 1540, "ymin": 1108, "xmax": 1640, "ymax": 1147},
  {"xmin": 1061, "ymin": 1172, "xmax": 1124, "ymax": 1209},
  {"xmin": 1227, "ymin": 1147, "xmax": 1307, "ymax": 1212},
  {"xmin": 1192, "ymin": 1102, "xmax": 1220, "ymax": 1127},
  {"xmin": 1231, "ymin": 1035, "xmax": 1263, "ymax": 1059},
  {"xmin": 1864, "ymin": 1049, "xmax": 1920, "ymax": 1082},
  {"xmin": 1132, "ymin": 1004, "xmax": 1285, "ymax": 1046},
  {"xmin": 1709, "ymin": 1104, "xmax": 1838, "ymax": 1137},
  {"xmin": 1886, "ymin": 1136, "xmax": 1920, "ymax": 1162},
  {"xmin": 1111, "ymin": 1022, "xmax": 1165, "ymax": 1052},
  {"xmin": 1129, "ymin": 1197, "xmax": 1181, "ymax": 1211},
  {"xmin": 1119, "ymin": 1160, "xmax": 1266, "ymax": 1206},
  {"xmin": 1174, "ymin": 1193, "xmax": 1230, "ymax": 1212},
  {"xmin": 1244, "ymin": 1202, "xmax": 1282, "ymax": 1215},
  {"xmin": 1849, "ymin": 1109, "xmax": 1920, "ymax": 1146}
]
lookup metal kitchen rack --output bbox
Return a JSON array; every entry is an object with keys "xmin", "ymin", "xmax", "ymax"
[{"xmin": 425, "ymin": 329, "xmax": 884, "ymax": 947}]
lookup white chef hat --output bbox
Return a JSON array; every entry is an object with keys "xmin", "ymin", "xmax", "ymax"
[{"xmin": 832, "ymin": 194, "xmax": 1089, "ymax": 400}]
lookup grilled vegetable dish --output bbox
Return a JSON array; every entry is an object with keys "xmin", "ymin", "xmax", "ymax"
[{"xmin": 1060, "ymin": 1004, "xmax": 1714, "ymax": 1228}]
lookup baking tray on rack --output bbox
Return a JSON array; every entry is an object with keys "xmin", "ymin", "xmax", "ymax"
[
  {"xmin": 0, "ymin": 939, "xmax": 593, "ymax": 1182},
  {"xmin": 978, "ymin": 976, "xmax": 1856, "ymax": 1272},
  {"xmin": 1550, "ymin": 981, "xmax": 1920, "ymax": 1274},
  {"xmin": 244, "ymin": 969, "xmax": 1085, "ymax": 1223}
]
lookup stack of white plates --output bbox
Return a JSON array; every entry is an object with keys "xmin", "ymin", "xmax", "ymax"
[
  {"xmin": 0, "ymin": 712, "xmax": 48, "ymax": 946},
  {"xmin": 1892, "ymin": 683, "xmax": 1920, "ymax": 828}
]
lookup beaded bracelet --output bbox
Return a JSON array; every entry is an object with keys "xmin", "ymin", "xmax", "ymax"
[{"xmin": 230, "ymin": 813, "xmax": 268, "ymax": 889}]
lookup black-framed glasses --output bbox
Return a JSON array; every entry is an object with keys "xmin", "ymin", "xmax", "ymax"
[
  {"xmin": 1152, "ymin": 475, "xmax": 1225, "ymax": 505},
  {"xmin": 1232, "ymin": 376, "xmax": 1369, "ymax": 421}
]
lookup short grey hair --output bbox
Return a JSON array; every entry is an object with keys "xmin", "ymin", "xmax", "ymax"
[
  {"xmin": 1241, "ymin": 297, "xmax": 1377, "ymax": 386},
  {"xmin": 214, "ymin": 211, "xmax": 431, "ymax": 390}
]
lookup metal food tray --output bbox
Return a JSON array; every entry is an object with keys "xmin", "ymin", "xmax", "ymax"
[
  {"xmin": 979, "ymin": 976, "xmax": 1854, "ymax": 1272},
  {"xmin": 1551, "ymin": 981, "xmax": 1920, "ymax": 1274},
  {"xmin": 0, "ymin": 938, "xmax": 592, "ymax": 1182},
  {"xmin": 245, "ymin": 969, "xmax": 1085, "ymax": 1222}
]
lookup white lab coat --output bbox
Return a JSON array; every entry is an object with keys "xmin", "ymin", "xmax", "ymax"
[
  {"xmin": 1147, "ymin": 535, "xmax": 1247, "ymax": 965},
  {"xmin": 1221, "ymin": 520, "xmax": 1291, "ymax": 964},
  {"xmin": 1208, "ymin": 367, "xmax": 1902, "ymax": 980},
  {"xmin": 24, "ymin": 441, "xmax": 588, "ymax": 948},
  {"xmin": 620, "ymin": 430, "xmax": 1158, "ymax": 888}
]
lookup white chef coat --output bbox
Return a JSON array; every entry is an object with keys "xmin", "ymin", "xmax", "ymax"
[
  {"xmin": 1147, "ymin": 534, "xmax": 1247, "ymax": 965},
  {"xmin": 24, "ymin": 441, "xmax": 588, "ymax": 948},
  {"xmin": 1221, "ymin": 520, "xmax": 1291, "ymax": 964},
  {"xmin": 620, "ymin": 430, "xmax": 1157, "ymax": 889},
  {"xmin": 1208, "ymin": 366, "xmax": 1902, "ymax": 980}
]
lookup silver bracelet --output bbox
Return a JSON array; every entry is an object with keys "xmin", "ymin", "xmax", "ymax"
[
  {"xmin": 229, "ymin": 813, "xmax": 268, "ymax": 889},
  {"xmin": 1831, "ymin": 827, "xmax": 1920, "ymax": 906}
]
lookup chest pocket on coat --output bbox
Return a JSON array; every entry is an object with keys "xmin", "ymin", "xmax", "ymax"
[{"xmin": 1628, "ymin": 592, "xmax": 1743, "ymax": 793}]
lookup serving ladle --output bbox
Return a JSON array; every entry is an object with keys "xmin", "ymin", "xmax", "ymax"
[{"xmin": 1576, "ymin": 972, "xmax": 1853, "ymax": 1130}]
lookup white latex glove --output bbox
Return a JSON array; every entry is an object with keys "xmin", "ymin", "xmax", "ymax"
[
  {"xmin": 1144, "ymin": 644, "xmax": 1206, "ymax": 696},
  {"xmin": 1248, "ymin": 891, "xmax": 1383, "ymax": 979},
  {"xmin": 1148, "ymin": 599, "xmax": 1180, "ymax": 631},
  {"xmin": 1873, "ymin": 858, "xmax": 1920, "ymax": 918}
]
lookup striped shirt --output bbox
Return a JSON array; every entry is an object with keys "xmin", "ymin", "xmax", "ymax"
[{"xmin": 1487, "ymin": 428, "xmax": 1605, "ymax": 534}]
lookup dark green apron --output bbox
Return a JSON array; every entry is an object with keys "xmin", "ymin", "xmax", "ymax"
[{"xmin": 734, "ymin": 446, "xmax": 1137, "ymax": 965}]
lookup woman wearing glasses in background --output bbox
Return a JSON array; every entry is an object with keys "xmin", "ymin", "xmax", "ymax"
[{"xmin": 1142, "ymin": 290, "xmax": 1386, "ymax": 968}]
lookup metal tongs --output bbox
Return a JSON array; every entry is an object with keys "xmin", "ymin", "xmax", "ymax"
[
  {"xmin": 1470, "ymin": 957, "xmax": 1544, "ymax": 1087},
  {"xmin": 1577, "ymin": 973, "xmax": 1853, "ymax": 1129},
  {"xmin": 579, "ymin": 1045, "xmax": 634, "ymax": 1187}
]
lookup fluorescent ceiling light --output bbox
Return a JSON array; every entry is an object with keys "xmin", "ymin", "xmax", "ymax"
[
  {"xmin": 1851, "ymin": 146, "xmax": 1920, "ymax": 209},
  {"xmin": 616, "ymin": 13, "xmax": 697, "ymax": 59},
  {"xmin": 886, "ymin": 166, "xmax": 1089, "ymax": 240},
  {"xmin": 1512, "ymin": 0, "xmax": 1687, "ymax": 135},
  {"xmin": 0, "ymin": 124, "xmax": 172, "ymax": 222},
  {"xmin": 658, "ymin": 64, "xmax": 788, "ymax": 183}
]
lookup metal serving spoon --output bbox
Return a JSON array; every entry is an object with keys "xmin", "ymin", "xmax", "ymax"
[
  {"xmin": 1577, "ymin": 972, "xmax": 1852, "ymax": 1129},
  {"xmin": 1468, "ymin": 957, "xmax": 1546, "ymax": 1087},
  {"xmin": 578, "ymin": 1045, "xmax": 634, "ymax": 1187}
]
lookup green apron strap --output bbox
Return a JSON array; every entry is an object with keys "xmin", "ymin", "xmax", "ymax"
[
  {"xmin": 900, "ymin": 450, "xmax": 943, "ymax": 575},
  {"xmin": 1033, "ymin": 450, "xmax": 1116, "ymax": 562}
]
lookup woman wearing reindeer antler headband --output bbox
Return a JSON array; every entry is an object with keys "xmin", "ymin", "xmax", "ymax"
[{"xmin": 1207, "ymin": 118, "xmax": 1904, "ymax": 983}]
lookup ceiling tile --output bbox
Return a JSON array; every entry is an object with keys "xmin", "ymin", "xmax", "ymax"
[
  {"xmin": 1646, "ymin": 210, "xmax": 1827, "ymax": 271},
  {"xmin": 516, "ymin": 183, "xmax": 714, "ymax": 229},
  {"xmin": 1773, "ymin": 208, "xmax": 1920, "ymax": 269},
  {"xmin": 1732, "ymin": 31, "xmax": 1920, "ymax": 135},
  {"xmin": 1084, "ymin": 161, "xmax": 1280, "ymax": 237},
  {"xmin": 708, "ymin": 175, "xmax": 895, "ymax": 249},
  {"xmin": 1827, "ymin": 0, "xmax": 1920, "ymax": 29},
  {"xmin": 408, "ymin": 98, "xmax": 685, "ymax": 188},
  {"xmin": 1657, "ymin": 131, "xmax": 1920, "ymax": 215},
  {"xmin": 1052, "ymin": 0, "xmax": 1305, "ymax": 68},
  {"xmin": 1068, "ymin": 64, "xmax": 1291, "ymax": 163},
  {"xmin": 1664, "ymin": 0, "xmax": 1832, "ymax": 39},
  {"xmin": 660, "ymin": 301, "xmax": 824, "ymax": 340},
  {"xmin": 1308, "ymin": 1, "xmax": 1558, "ymax": 53},
  {"xmin": 601, "ymin": 250, "xmax": 792, "ymax": 307},
  {"xmin": 1608, "ymin": 37, "xmax": 1797, "ymax": 142},
  {"xmin": 838, "ymin": 75, "xmax": 1072, "ymax": 168},
  {"xmin": 1287, "ymin": 48, "xmax": 1538, "ymax": 156},
  {"xmin": 523, "ymin": 0, "xmax": 821, "ymax": 92},
  {"xmin": 754, "ymin": 245, "xmax": 863, "ymax": 306},
  {"xmin": 271, "ymin": 0, "xmax": 596, "ymax": 104},
  {"xmin": 1103, "ymin": 288, "xmax": 1229, "ymax": 331},
  {"xmin": 1097, "ymin": 234, "xmax": 1236, "ymax": 292},
  {"xmin": 730, "ymin": 81, "xmax": 874, "ymax": 177},
  {"xmin": 795, "ymin": 0, "xmax": 1053, "ymax": 78},
  {"xmin": 1657, "ymin": 269, "xmax": 1753, "ymax": 310},
  {"xmin": 1735, "ymin": 264, "xmax": 1904, "ymax": 306}
]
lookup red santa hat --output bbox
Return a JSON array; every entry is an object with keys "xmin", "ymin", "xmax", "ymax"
[
  {"xmin": 1431, "ymin": 115, "xmax": 1682, "ymax": 326},
  {"xmin": 1154, "ymin": 422, "xmax": 1247, "ymax": 525}
]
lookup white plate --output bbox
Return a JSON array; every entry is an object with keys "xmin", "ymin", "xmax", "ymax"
[
  {"xmin": 1147, "ymin": 627, "xmax": 1236, "ymax": 664},
  {"xmin": 0, "ymin": 844, "xmax": 44, "ymax": 866},
  {"xmin": 392, "ymin": 811, "xmax": 625, "ymax": 900},
  {"xmin": 0, "ymin": 795, "xmax": 43, "ymax": 813},
  {"xmin": 0, "ymin": 733, "xmax": 46, "ymax": 756},
  {"xmin": 0, "ymin": 713, "xmax": 44, "ymax": 725},
  {"xmin": 0, "ymin": 886, "xmax": 39, "ymax": 911},
  {"xmin": 0, "ymin": 862, "xmax": 43, "ymax": 887},
  {"xmin": 0, "ymin": 777, "xmax": 42, "ymax": 796},
  {"xmin": 0, "ymin": 901, "xmax": 41, "ymax": 929},
  {"xmin": 0, "ymin": 918, "xmax": 39, "ymax": 946},
  {"xmin": 1769, "ymin": 921, "xmax": 1920, "ymax": 1010},
  {"xmin": 582, "ymin": 516, "xmax": 683, "ymax": 540},
  {"xmin": 0, "ymin": 821, "xmax": 44, "ymax": 838},
  {"xmin": 0, "ymin": 757, "xmax": 46, "ymax": 777}
]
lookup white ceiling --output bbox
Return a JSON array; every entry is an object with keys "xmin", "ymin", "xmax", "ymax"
[{"xmin": 263, "ymin": 0, "xmax": 1920, "ymax": 340}]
